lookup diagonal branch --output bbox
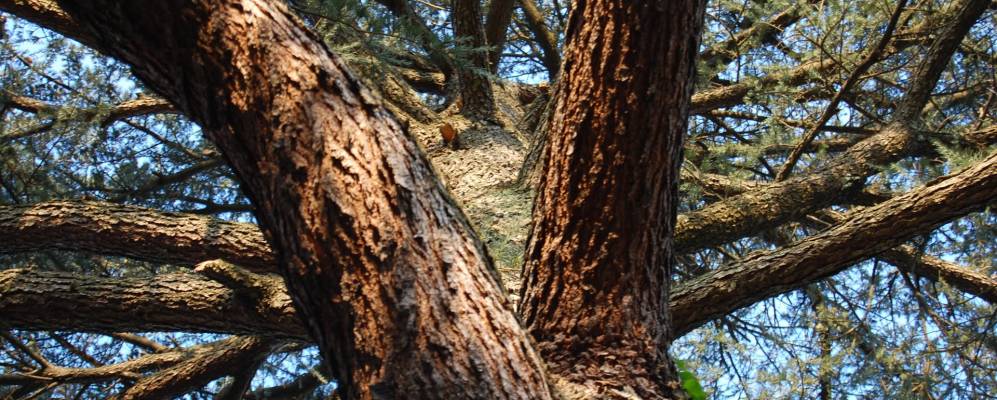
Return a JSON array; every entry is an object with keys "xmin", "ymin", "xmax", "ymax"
[
  {"xmin": 671, "ymin": 150, "xmax": 997, "ymax": 336},
  {"xmin": 774, "ymin": 0, "xmax": 908, "ymax": 181},
  {"xmin": 676, "ymin": 0, "xmax": 990, "ymax": 253},
  {"xmin": 114, "ymin": 336, "xmax": 274, "ymax": 400},
  {"xmin": 517, "ymin": 0, "xmax": 560, "ymax": 79}
]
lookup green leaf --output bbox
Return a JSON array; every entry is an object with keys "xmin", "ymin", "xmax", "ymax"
[{"xmin": 676, "ymin": 360, "xmax": 707, "ymax": 400}]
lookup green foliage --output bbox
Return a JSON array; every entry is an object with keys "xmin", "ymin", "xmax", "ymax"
[{"xmin": 676, "ymin": 360, "xmax": 708, "ymax": 400}]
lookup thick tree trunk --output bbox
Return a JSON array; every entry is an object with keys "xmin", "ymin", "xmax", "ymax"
[
  {"xmin": 518, "ymin": 1, "xmax": 705, "ymax": 398},
  {"xmin": 452, "ymin": 0, "xmax": 496, "ymax": 117},
  {"xmin": 32, "ymin": 1, "xmax": 550, "ymax": 399}
]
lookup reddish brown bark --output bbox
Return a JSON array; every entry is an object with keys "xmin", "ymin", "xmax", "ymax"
[
  {"xmin": 518, "ymin": 0, "xmax": 705, "ymax": 398},
  {"xmin": 26, "ymin": 1, "xmax": 550, "ymax": 399}
]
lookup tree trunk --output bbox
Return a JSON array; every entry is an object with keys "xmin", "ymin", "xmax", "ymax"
[
  {"xmin": 518, "ymin": 0, "xmax": 705, "ymax": 398},
  {"xmin": 39, "ymin": 1, "xmax": 550, "ymax": 399},
  {"xmin": 452, "ymin": 0, "xmax": 496, "ymax": 117},
  {"xmin": 484, "ymin": 0, "xmax": 515, "ymax": 73}
]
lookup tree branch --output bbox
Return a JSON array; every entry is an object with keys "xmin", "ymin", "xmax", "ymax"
[
  {"xmin": 676, "ymin": 0, "xmax": 990, "ymax": 253},
  {"xmin": 115, "ymin": 336, "xmax": 273, "ymax": 400},
  {"xmin": 0, "ymin": 268, "xmax": 304, "ymax": 338},
  {"xmin": 671, "ymin": 150, "xmax": 997, "ymax": 336},
  {"xmin": 0, "ymin": 201, "xmax": 275, "ymax": 272}
]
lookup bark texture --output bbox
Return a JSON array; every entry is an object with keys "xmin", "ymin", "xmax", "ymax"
[
  {"xmin": 115, "ymin": 336, "xmax": 273, "ymax": 400},
  {"xmin": 0, "ymin": 201, "xmax": 274, "ymax": 272},
  {"xmin": 0, "ymin": 267, "xmax": 304, "ymax": 337},
  {"xmin": 26, "ymin": 1, "xmax": 550, "ymax": 399},
  {"xmin": 519, "ymin": 1, "xmax": 705, "ymax": 398}
]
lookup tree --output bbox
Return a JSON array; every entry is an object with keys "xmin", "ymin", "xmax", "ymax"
[{"xmin": 1, "ymin": 0, "xmax": 996, "ymax": 399}]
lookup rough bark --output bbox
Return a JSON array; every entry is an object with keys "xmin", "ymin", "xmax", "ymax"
[
  {"xmin": 883, "ymin": 246, "xmax": 997, "ymax": 304},
  {"xmin": 685, "ymin": 172, "xmax": 997, "ymax": 304},
  {"xmin": 0, "ymin": 267, "xmax": 304, "ymax": 338},
  {"xmin": 669, "ymin": 151, "xmax": 997, "ymax": 336},
  {"xmin": 452, "ymin": 0, "xmax": 496, "ymax": 117},
  {"xmin": 0, "ymin": 201, "xmax": 275, "ymax": 272},
  {"xmin": 14, "ymin": 1, "xmax": 551, "ymax": 398},
  {"xmin": 519, "ymin": 0, "xmax": 705, "ymax": 398},
  {"xmin": 315, "ymin": 17, "xmax": 438, "ymax": 124}
]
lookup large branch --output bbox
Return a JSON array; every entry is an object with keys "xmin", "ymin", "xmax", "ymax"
[
  {"xmin": 12, "ymin": 1, "xmax": 549, "ymax": 398},
  {"xmin": 0, "ymin": 201, "xmax": 275, "ymax": 272},
  {"xmin": 0, "ymin": 0, "xmax": 100, "ymax": 51},
  {"xmin": 685, "ymin": 172, "xmax": 997, "ymax": 304},
  {"xmin": 675, "ymin": 0, "xmax": 990, "ymax": 253},
  {"xmin": 0, "ymin": 267, "xmax": 304, "ymax": 338},
  {"xmin": 670, "ymin": 151, "xmax": 997, "ymax": 336},
  {"xmin": 882, "ymin": 246, "xmax": 997, "ymax": 304},
  {"xmin": 5, "ymin": 182, "xmax": 994, "ymax": 344}
]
